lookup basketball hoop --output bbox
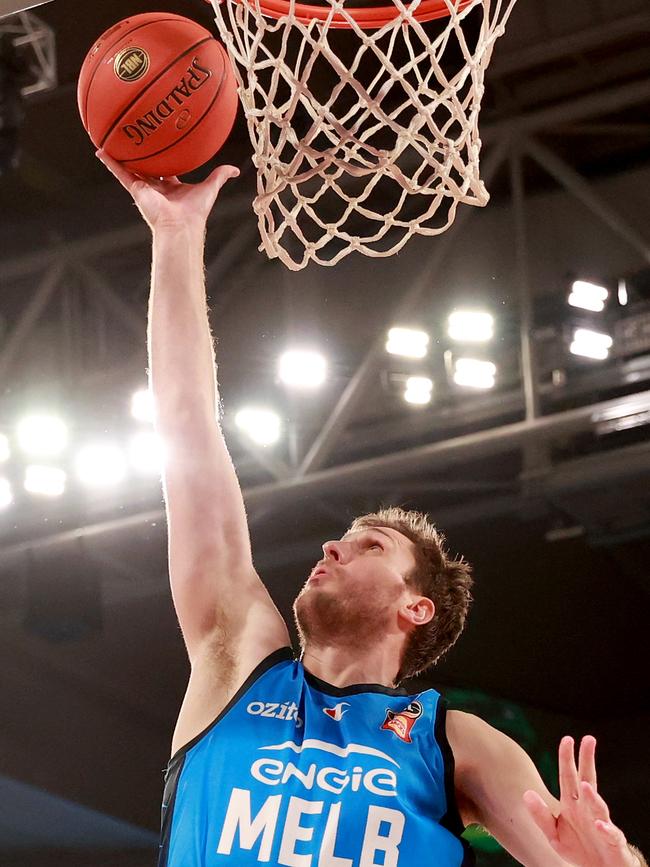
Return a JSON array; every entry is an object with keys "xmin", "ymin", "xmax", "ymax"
[{"xmin": 207, "ymin": 0, "xmax": 518, "ymax": 269}]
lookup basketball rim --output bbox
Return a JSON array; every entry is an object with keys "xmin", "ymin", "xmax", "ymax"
[{"xmin": 207, "ymin": 0, "xmax": 472, "ymax": 29}]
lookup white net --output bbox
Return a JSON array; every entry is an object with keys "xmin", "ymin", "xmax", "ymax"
[{"xmin": 209, "ymin": 0, "xmax": 518, "ymax": 269}]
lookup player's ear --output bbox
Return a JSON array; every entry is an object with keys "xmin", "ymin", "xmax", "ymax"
[{"xmin": 402, "ymin": 596, "xmax": 435, "ymax": 627}]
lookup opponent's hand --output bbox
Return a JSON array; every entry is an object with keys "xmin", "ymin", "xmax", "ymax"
[
  {"xmin": 96, "ymin": 150, "xmax": 239, "ymax": 231},
  {"xmin": 523, "ymin": 736, "xmax": 639, "ymax": 867}
]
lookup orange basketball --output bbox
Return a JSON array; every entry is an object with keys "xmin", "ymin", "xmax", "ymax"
[{"xmin": 78, "ymin": 13, "xmax": 238, "ymax": 177}]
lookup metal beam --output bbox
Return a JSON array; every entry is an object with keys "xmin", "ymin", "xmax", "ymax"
[
  {"xmin": 0, "ymin": 189, "xmax": 253, "ymax": 282},
  {"xmin": 484, "ymin": 78, "xmax": 650, "ymax": 142},
  {"xmin": 489, "ymin": 12, "xmax": 650, "ymax": 78},
  {"xmin": 524, "ymin": 137, "xmax": 650, "ymax": 265},
  {"xmin": 0, "ymin": 259, "xmax": 66, "ymax": 382},
  {"xmin": 297, "ymin": 138, "xmax": 512, "ymax": 477},
  {"xmin": 75, "ymin": 263, "xmax": 146, "ymax": 343},
  {"xmin": 509, "ymin": 146, "xmax": 539, "ymax": 422}
]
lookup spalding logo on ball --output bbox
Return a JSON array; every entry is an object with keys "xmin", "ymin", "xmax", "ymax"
[{"xmin": 78, "ymin": 13, "xmax": 238, "ymax": 177}]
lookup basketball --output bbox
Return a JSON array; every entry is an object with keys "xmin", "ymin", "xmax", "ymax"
[{"xmin": 77, "ymin": 13, "xmax": 238, "ymax": 177}]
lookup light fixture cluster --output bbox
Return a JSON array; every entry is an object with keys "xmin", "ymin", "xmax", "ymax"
[
  {"xmin": 567, "ymin": 280, "xmax": 615, "ymax": 361},
  {"xmin": 0, "ymin": 283, "xmax": 631, "ymax": 492},
  {"xmin": 0, "ymin": 394, "xmax": 165, "ymax": 512},
  {"xmin": 385, "ymin": 311, "xmax": 498, "ymax": 406}
]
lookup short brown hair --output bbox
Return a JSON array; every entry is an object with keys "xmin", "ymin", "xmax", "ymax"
[{"xmin": 347, "ymin": 507, "xmax": 473, "ymax": 682}]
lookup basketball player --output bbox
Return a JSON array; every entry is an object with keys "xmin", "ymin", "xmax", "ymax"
[{"xmin": 98, "ymin": 150, "xmax": 646, "ymax": 867}]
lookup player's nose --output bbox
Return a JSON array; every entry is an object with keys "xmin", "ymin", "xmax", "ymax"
[{"xmin": 322, "ymin": 540, "xmax": 347, "ymax": 562}]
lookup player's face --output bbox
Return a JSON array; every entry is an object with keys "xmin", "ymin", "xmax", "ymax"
[{"xmin": 293, "ymin": 527, "xmax": 419, "ymax": 646}]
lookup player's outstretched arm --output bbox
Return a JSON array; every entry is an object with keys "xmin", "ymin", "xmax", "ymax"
[
  {"xmin": 447, "ymin": 711, "xmax": 646, "ymax": 867},
  {"xmin": 97, "ymin": 152, "xmax": 290, "ymax": 679}
]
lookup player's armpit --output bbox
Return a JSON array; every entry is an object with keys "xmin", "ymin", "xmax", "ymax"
[{"xmin": 446, "ymin": 710, "xmax": 570, "ymax": 867}]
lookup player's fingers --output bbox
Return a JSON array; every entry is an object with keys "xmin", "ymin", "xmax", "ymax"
[
  {"xmin": 205, "ymin": 163, "xmax": 240, "ymax": 192},
  {"xmin": 578, "ymin": 735, "xmax": 598, "ymax": 789},
  {"xmin": 523, "ymin": 790, "xmax": 559, "ymax": 843},
  {"xmin": 95, "ymin": 149, "xmax": 140, "ymax": 191},
  {"xmin": 558, "ymin": 736, "xmax": 581, "ymax": 803}
]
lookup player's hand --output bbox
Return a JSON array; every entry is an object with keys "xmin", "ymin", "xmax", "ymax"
[
  {"xmin": 95, "ymin": 149, "xmax": 239, "ymax": 231},
  {"xmin": 523, "ymin": 736, "xmax": 639, "ymax": 867}
]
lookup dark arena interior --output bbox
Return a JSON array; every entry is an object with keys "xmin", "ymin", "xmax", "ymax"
[{"xmin": 0, "ymin": 0, "xmax": 649, "ymax": 864}]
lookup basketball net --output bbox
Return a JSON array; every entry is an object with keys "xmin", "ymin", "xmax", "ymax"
[{"xmin": 208, "ymin": 0, "xmax": 518, "ymax": 269}]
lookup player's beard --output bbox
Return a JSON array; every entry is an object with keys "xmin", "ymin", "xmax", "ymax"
[{"xmin": 293, "ymin": 582, "xmax": 394, "ymax": 652}]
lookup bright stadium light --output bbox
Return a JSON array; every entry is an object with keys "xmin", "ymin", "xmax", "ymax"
[
  {"xmin": 568, "ymin": 280, "xmax": 608, "ymax": 312},
  {"xmin": 131, "ymin": 388, "xmax": 155, "ymax": 423},
  {"xmin": 278, "ymin": 349, "xmax": 327, "ymax": 389},
  {"xmin": 0, "ymin": 477, "xmax": 12, "ymax": 509},
  {"xmin": 404, "ymin": 376, "xmax": 433, "ymax": 405},
  {"xmin": 386, "ymin": 327, "xmax": 430, "ymax": 359},
  {"xmin": 16, "ymin": 413, "xmax": 68, "ymax": 457},
  {"xmin": 453, "ymin": 358, "xmax": 497, "ymax": 389},
  {"xmin": 0, "ymin": 433, "xmax": 9, "ymax": 463},
  {"xmin": 235, "ymin": 408, "xmax": 281, "ymax": 446},
  {"xmin": 75, "ymin": 443, "xmax": 128, "ymax": 488},
  {"xmin": 128, "ymin": 431, "xmax": 166, "ymax": 475},
  {"xmin": 618, "ymin": 279, "xmax": 628, "ymax": 307},
  {"xmin": 24, "ymin": 465, "xmax": 66, "ymax": 497},
  {"xmin": 570, "ymin": 328, "xmax": 613, "ymax": 360},
  {"xmin": 448, "ymin": 310, "xmax": 494, "ymax": 342}
]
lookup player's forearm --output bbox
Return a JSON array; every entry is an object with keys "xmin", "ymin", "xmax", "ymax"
[{"xmin": 148, "ymin": 222, "xmax": 218, "ymax": 430}]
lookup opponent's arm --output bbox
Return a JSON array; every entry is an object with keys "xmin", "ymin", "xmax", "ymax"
[
  {"xmin": 97, "ymin": 152, "xmax": 290, "ymax": 675},
  {"xmin": 448, "ymin": 710, "xmax": 645, "ymax": 867}
]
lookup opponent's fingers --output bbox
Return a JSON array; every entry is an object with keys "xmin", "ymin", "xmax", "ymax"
[
  {"xmin": 578, "ymin": 735, "xmax": 598, "ymax": 789},
  {"xmin": 558, "ymin": 736, "xmax": 581, "ymax": 802},
  {"xmin": 580, "ymin": 781, "xmax": 610, "ymax": 822},
  {"xmin": 523, "ymin": 790, "xmax": 559, "ymax": 843},
  {"xmin": 594, "ymin": 820, "xmax": 629, "ymax": 852}
]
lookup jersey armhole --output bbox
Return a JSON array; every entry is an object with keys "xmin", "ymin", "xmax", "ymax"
[
  {"xmin": 166, "ymin": 645, "xmax": 294, "ymax": 768},
  {"xmin": 434, "ymin": 698, "xmax": 471, "ymax": 836}
]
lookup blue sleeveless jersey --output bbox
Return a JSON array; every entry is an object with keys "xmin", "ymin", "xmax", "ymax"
[{"xmin": 159, "ymin": 648, "xmax": 473, "ymax": 867}]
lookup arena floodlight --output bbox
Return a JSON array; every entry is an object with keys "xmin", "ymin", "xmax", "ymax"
[
  {"xmin": 0, "ymin": 477, "xmax": 12, "ymax": 509},
  {"xmin": 570, "ymin": 328, "xmax": 613, "ymax": 361},
  {"xmin": 447, "ymin": 310, "xmax": 494, "ymax": 343},
  {"xmin": 568, "ymin": 280, "xmax": 608, "ymax": 313},
  {"xmin": 128, "ymin": 431, "xmax": 166, "ymax": 475},
  {"xmin": 453, "ymin": 358, "xmax": 497, "ymax": 389},
  {"xmin": 0, "ymin": 433, "xmax": 9, "ymax": 463},
  {"xmin": 404, "ymin": 376, "xmax": 433, "ymax": 405},
  {"xmin": 386, "ymin": 327, "xmax": 429, "ymax": 359},
  {"xmin": 24, "ymin": 465, "xmax": 66, "ymax": 497},
  {"xmin": 131, "ymin": 388, "xmax": 155, "ymax": 423},
  {"xmin": 618, "ymin": 279, "xmax": 628, "ymax": 307},
  {"xmin": 75, "ymin": 442, "xmax": 128, "ymax": 488},
  {"xmin": 16, "ymin": 413, "xmax": 68, "ymax": 457},
  {"xmin": 278, "ymin": 349, "xmax": 327, "ymax": 389},
  {"xmin": 235, "ymin": 407, "xmax": 281, "ymax": 446}
]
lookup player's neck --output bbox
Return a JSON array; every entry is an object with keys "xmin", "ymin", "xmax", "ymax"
[{"xmin": 301, "ymin": 641, "xmax": 401, "ymax": 689}]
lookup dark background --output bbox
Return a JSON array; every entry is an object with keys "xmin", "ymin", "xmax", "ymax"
[{"xmin": 0, "ymin": 0, "xmax": 649, "ymax": 864}]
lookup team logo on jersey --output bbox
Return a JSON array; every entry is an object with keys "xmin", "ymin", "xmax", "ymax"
[
  {"xmin": 380, "ymin": 700, "xmax": 423, "ymax": 743},
  {"xmin": 323, "ymin": 702, "xmax": 350, "ymax": 721}
]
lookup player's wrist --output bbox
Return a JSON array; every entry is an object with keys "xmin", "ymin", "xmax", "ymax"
[{"xmin": 151, "ymin": 218, "xmax": 207, "ymax": 238}]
